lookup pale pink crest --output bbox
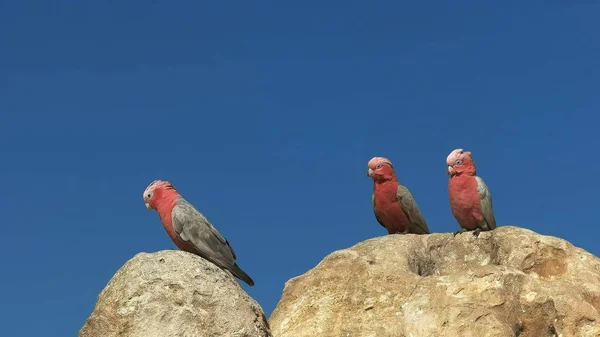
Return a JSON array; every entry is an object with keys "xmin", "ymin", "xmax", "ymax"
[
  {"xmin": 368, "ymin": 156, "xmax": 393, "ymax": 169},
  {"xmin": 143, "ymin": 179, "xmax": 174, "ymax": 198},
  {"xmin": 446, "ymin": 148, "xmax": 471, "ymax": 165}
]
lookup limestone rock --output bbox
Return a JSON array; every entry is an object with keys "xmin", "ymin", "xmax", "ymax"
[
  {"xmin": 270, "ymin": 226, "xmax": 600, "ymax": 337},
  {"xmin": 80, "ymin": 250, "xmax": 271, "ymax": 337}
]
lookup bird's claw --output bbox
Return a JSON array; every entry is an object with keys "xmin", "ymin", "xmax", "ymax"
[
  {"xmin": 472, "ymin": 228, "xmax": 481, "ymax": 238},
  {"xmin": 453, "ymin": 228, "xmax": 468, "ymax": 236}
]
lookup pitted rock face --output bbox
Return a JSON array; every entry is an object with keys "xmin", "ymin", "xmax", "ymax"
[
  {"xmin": 269, "ymin": 226, "xmax": 600, "ymax": 337},
  {"xmin": 79, "ymin": 250, "xmax": 271, "ymax": 337}
]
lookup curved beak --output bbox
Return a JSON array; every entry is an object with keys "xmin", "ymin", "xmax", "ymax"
[
  {"xmin": 145, "ymin": 202, "xmax": 152, "ymax": 210},
  {"xmin": 367, "ymin": 168, "xmax": 374, "ymax": 177},
  {"xmin": 447, "ymin": 166, "xmax": 454, "ymax": 175}
]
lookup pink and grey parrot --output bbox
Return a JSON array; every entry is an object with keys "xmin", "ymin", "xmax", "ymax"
[
  {"xmin": 143, "ymin": 180, "xmax": 254, "ymax": 286},
  {"xmin": 367, "ymin": 157, "xmax": 430, "ymax": 235},
  {"xmin": 446, "ymin": 149, "xmax": 497, "ymax": 237}
]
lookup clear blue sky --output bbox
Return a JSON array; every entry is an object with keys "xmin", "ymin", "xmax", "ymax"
[{"xmin": 1, "ymin": 2, "xmax": 598, "ymax": 336}]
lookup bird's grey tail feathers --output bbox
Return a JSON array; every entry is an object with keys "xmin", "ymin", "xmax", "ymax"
[
  {"xmin": 231, "ymin": 263, "xmax": 255, "ymax": 287},
  {"xmin": 412, "ymin": 222, "xmax": 430, "ymax": 235}
]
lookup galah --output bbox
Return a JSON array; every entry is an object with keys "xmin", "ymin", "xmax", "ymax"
[
  {"xmin": 143, "ymin": 180, "xmax": 254, "ymax": 286},
  {"xmin": 366, "ymin": 157, "xmax": 430, "ymax": 235},
  {"xmin": 446, "ymin": 149, "xmax": 497, "ymax": 237}
]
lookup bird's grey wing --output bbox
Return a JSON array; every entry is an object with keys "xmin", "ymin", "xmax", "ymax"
[
  {"xmin": 396, "ymin": 184, "xmax": 430, "ymax": 234},
  {"xmin": 171, "ymin": 199, "xmax": 237, "ymax": 268},
  {"xmin": 475, "ymin": 176, "xmax": 497, "ymax": 230},
  {"xmin": 372, "ymin": 194, "xmax": 386, "ymax": 229}
]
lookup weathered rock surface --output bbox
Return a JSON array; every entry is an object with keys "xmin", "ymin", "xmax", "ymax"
[
  {"xmin": 80, "ymin": 250, "xmax": 271, "ymax": 337},
  {"xmin": 270, "ymin": 226, "xmax": 600, "ymax": 337}
]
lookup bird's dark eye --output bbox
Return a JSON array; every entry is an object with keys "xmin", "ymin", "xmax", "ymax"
[
  {"xmin": 455, "ymin": 159, "xmax": 463, "ymax": 165},
  {"xmin": 375, "ymin": 164, "xmax": 382, "ymax": 169},
  {"xmin": 147, "ymin": 193, "xmax": 152, "ymax": 198}
]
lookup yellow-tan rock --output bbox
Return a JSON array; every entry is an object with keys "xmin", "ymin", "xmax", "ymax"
[
  {"xmin": 80, "ymin": 250, "xmax": 271, "ymax": 337},
  {"xmin": 270, "ymin": 226, "xmax": 600, "ymax": 337}
]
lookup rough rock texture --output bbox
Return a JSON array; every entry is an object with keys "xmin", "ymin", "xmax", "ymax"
[
  {"xmin": 270, "ymin": 226, "xmax": 600, "ymax": 337},
  {"xmin": 80, "ymin": 250, "xmax": 271, "ymax": 337}
]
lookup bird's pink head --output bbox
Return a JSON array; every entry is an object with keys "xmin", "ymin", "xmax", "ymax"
[
  {"xmin": 446, "ymin": 148, "xmax": 476, "ymax": 176},
  {"xmin": 143, "ymin": 180, "xmax": 181, "ymax": 211},
  {"xmin": 367, "ymin": 156, "xmax": 396, "ymax": 182}
]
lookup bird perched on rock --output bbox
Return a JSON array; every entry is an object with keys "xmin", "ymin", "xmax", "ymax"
[
  {"xmin": 446, "ymin": 149, "xmax": 497, "ymax": 237},
  {"xmin": 366, "ymin": 157, "xmax": 430, "ymax": 235},
  {"xmin": 143, "ymin": 180, "xmax": 254, "ymax": 286}
]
